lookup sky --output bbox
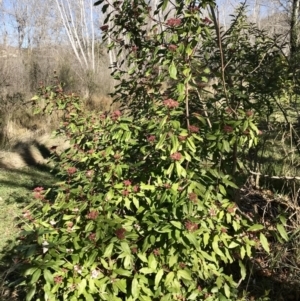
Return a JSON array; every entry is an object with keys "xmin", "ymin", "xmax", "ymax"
[{"xmin": 0, "ymin": 0, "xmax": 284, "ymax": 47}]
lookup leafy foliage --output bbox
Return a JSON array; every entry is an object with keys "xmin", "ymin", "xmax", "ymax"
[
  {"xmin": 11, "ymin": 1, "xmax": 290, "ymax": 300},
  {"xmin": 17, "ymin": 90, "xmax": 261, "ymax": 301}
]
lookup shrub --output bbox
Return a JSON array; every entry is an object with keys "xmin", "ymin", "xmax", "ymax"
[
  {"xmin": 12, "ymin": 1, "xmax": 284, "ymax": 300},
  {"xmin": 17, "ymin": 90, "xmax": 263, "ymax": 301}
]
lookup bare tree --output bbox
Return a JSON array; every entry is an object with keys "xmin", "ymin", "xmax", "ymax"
[
  {"xmin": 54, "ymin": 0, "xmax": 101, "ymax": 72},
  {"xmin": 252, "ymin": 0, "xmax": 300, "ymax": 57},
  {"xmin": 0, "ymin": 0, "xmax": 60, "ymax": 49}
]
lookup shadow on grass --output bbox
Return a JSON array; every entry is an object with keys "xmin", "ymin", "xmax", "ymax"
[
  {"xmin": 0, "ymin": 167, "xmax": 58, "ymax": 300},
  {"xmin": 0, "ymin": 166, "xmax": 55, "ymax": 190},
  {"xmin": 0, "ymin": 136, "xmax": 64, "ymax": 172},
  {"xmin": 11, "ymin": 141, "xmax": 53, "ymax": 168},
  {"xmin": 0, "ymin": 138, "xmax": 61, "ymax": 193}
]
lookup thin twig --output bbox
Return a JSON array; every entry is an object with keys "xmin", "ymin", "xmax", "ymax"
[
  {"xmin": 209, "ymin": 5, "xmax": 230, "ymax": 107},
  {"xmin": 249, "ymin": 170, "xmax": 300, "ymax": 181}
]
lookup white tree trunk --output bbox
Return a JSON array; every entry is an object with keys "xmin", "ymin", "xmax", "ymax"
[{"xmin": 53, "ymin": 0, "xmax": 98, "ymax": 72}]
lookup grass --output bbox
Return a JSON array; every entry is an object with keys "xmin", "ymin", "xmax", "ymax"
[
  {"xmin": 0, "ymin": 166, "xmax": 56, "ymax": 254},
  {"xmin": 0, "ymin": 166, "xmax": 56, "ymax": 300}
]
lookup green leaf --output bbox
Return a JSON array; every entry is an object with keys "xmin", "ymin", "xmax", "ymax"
[
  {"xmin": 216, "ymin": 276, "xmax": 223, "ymax": 288},
  {"xmin": 165, "ymin": 272, "xmax": 175, "ymax": 286},
  {"xmin": 228, "ymin": 241, "xmax": 239, "ymax": 248},
  {"xmin": 248, "ymin": 224, "xmax": 264, "ymax": 231},
  {"xmin": 203, "ymin": 232, "xmax": 209, "ymax": 247},
  {"xmin": 162, "ymin": 0, "xmax": 169, "ymax": 10},
  {"xmin": 140, "ymin": 183, "xmax": 155, "ymax": 191},
  {"xmin": 89, "ymin": 279, "xmax": 97, "ymax": 294},
  {"xmin": 148, "ymin": 253, "xmax": 158, "ymax": 270},
  {"xmin": 177, "ymin": 83, "xmax": 185, "ymax": 95},
  {"xmin": 26, "ymin": 285, "xmax": 36, "ymax": 301},
  {"xmin": 259, "ymin": 233, "xmax": 270, "ymax": 253},
  {"xmin": 137, "ymin": 253, "xmax": 148, "ymax": 263},
  {"xmin": 133, "ymin": 196, "xmax": 139, "ymax": 209},
  {"xmin": 101, "ymin": 3, "xmax": 109, "ymax": 14},
  {"xmin": 169, "ymin": 61, "xmax": 177, "ymax": 79},
  {"xmin": 212, "ymin": 235, "xmax": 225, "ymax": 258},
  {"xmin": 169, "ymin": 254, "xmax": 178, "ymax": 267},
  {"xmin": 83, "ymin": 291, "xmax": 94, "ymax": 301},
  {"xmin": 43, "ymin": 269, "xmax": 53, "ymax": 284},
  {"xmin": 240, "ymin": 246, "xmax": 246, "ymax": 259},
  {"xmin": 140, "ymin": 267, "xmax": 154, "ymax": 274},
  {"xmin": 30, "ymin": 269, "xmax": 41, "ymax": 284},
  {"xmin": 277, "ymin": 224, "xmax": 288, "ymax": 242},
  {"xmin": 177, "ymin": 270, "xmax": 192, "ymax": 281},
  {"xmin": 246, "ymin": 242, "xmax": 252, "ymax": 257},
  {"xmin": 206, "ymin": 134, "xmax": 217, "ymax": 140},
  {"xmin": 185, "ymin": 45, "xmax": 193, "ymax": 56},
  {"xmin": 222, "ymin": 140, "xmax": 230, "ymax": 152},
  {"xmin": 86, "ymin": 250, "xmax": 98, "ymax": 266},
  {"xmin": 31, "ymin": 95, "xmax": 39, "ymax": 101},
  {"xmin": 115, "ymin": 279, "xmax": 127, "ymax": 293},
  {"xmin": 166, "ymin": 163, "xmax": 174, "ymax": 176},
  {"xmin": 219, "ymin": 184, "xmax": 226, "ymax": 196},
  {"xmin": 103, "ymin": 243, "xmax": 114, "ymax": 258},
  {"xmin": 222, "ymin": 177, "xmax": 238, "ymax": 188},
  {"xmin": 170, "ymin": 221, "xmax": 182, "ymax": 229},
  {"xmin": 249, "ymin": 121, "xmax": 258, "ymax": 133},
  {"xmin": 175, "ymin": 161, "xmax": 186, "ymax": 178},
  {"xmin": 224, "ymin": 282, "xmax": 230, "ymax": 298},
  {"xmin": 100, "ymin": 258, "xmax": 109, "ymax": 269},
  {"xmin": 94, "ymin": 0, "xmax": 104, "ymax": 7},
  {"xmin": 78, "ymin": 278, "xmax": 87, "ymax": 296},
  {"xmin": 211, "ymin": 286, "xmax": 220, "ymax": 293},
  {"xmin": 185, "ymin": 233, "xmax": 198, "ymax": 248},
  {"xmin": 155, "ymin": 269, "xmax": 164, "ymax": 287},
  {"xmin": 188, "ymin": 290, "xmax": 200, "ymax": 300},
  {"xmin": 170, "ymin": 134, "xmax": 179, "ymax": 152},
  {"xmin": 279, "ymin": 215, "xmax": 287, "ymax": 225},
  {"xmin": 140, "ymin": 295, "xmax": 152, "ymax": 301},
  {"xmin": 239, "ymin": 260, "xmax": 246, "ymax": 280},
  {"xmin": 114, "ymin": 269, "xmax": 132, "ymax": 277},
  {"xmin": 187, "ymin": 137, "xmax": 196, "ymax": 152},
  {"xmin": 183, "ymin": 151, "xmax": 191, "ymax": 162},
  {"xmin": 131, "ymin": 277, "xmax": 140, "ymax": 298},
  {"xmin": 24, "ymin": 267, "xmax": 38, "ymax": 276},
  {"xmin": 120, "ymin": 241, "xmax": 131, "ymax": 255},
  {"xmin": 159, "ymin": 117, "xmax": 168, "ymax": 130},
  {"xmin": 183, "ymin": 67, "xmax": 191, "ymax": 76},
  {"xmin": 124, "ymin": 255, "xmax": 132, "ymax": 269},
  {"xmin": 204, "ymin": 67, "xmax": 210, "ymax": 74}
]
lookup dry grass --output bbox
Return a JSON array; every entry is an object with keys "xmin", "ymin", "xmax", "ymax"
[
  {"xmin": 0, "ymin": 90, "xmax": 115, "ymax": 149},
  {"xmin": 85, "ymin": 94, "xmax": 115, "ymax": 112}
]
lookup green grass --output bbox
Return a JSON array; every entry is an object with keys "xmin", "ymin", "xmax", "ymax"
[
  {"xmin": 0, "ymin": 166, "xmax": 56, "ymax": 256},
  {"xmin": 251, "ymin": 130, "xmax": 300, "ymax": 195},
  {"xmin": 0, "ymin": 166, "xmax": 56, "ymax": 300}
]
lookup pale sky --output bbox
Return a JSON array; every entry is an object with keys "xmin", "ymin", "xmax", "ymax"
[{"xmin": 0, "ymin": 0, "xmax": 283, "ymax": 47}]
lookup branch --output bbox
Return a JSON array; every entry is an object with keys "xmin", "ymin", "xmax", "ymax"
[
  {"xmin": 209, "ymin": 4, "xmax": 230, "ymax": 108},
  {"xmin": 249, "ymin": 170, "xmax": 300, "ymax": 181}
]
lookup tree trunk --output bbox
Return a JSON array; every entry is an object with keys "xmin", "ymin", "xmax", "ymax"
[{"xmin": 290, "ymin": 0, "xmax": 300, "ymax": 58}]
